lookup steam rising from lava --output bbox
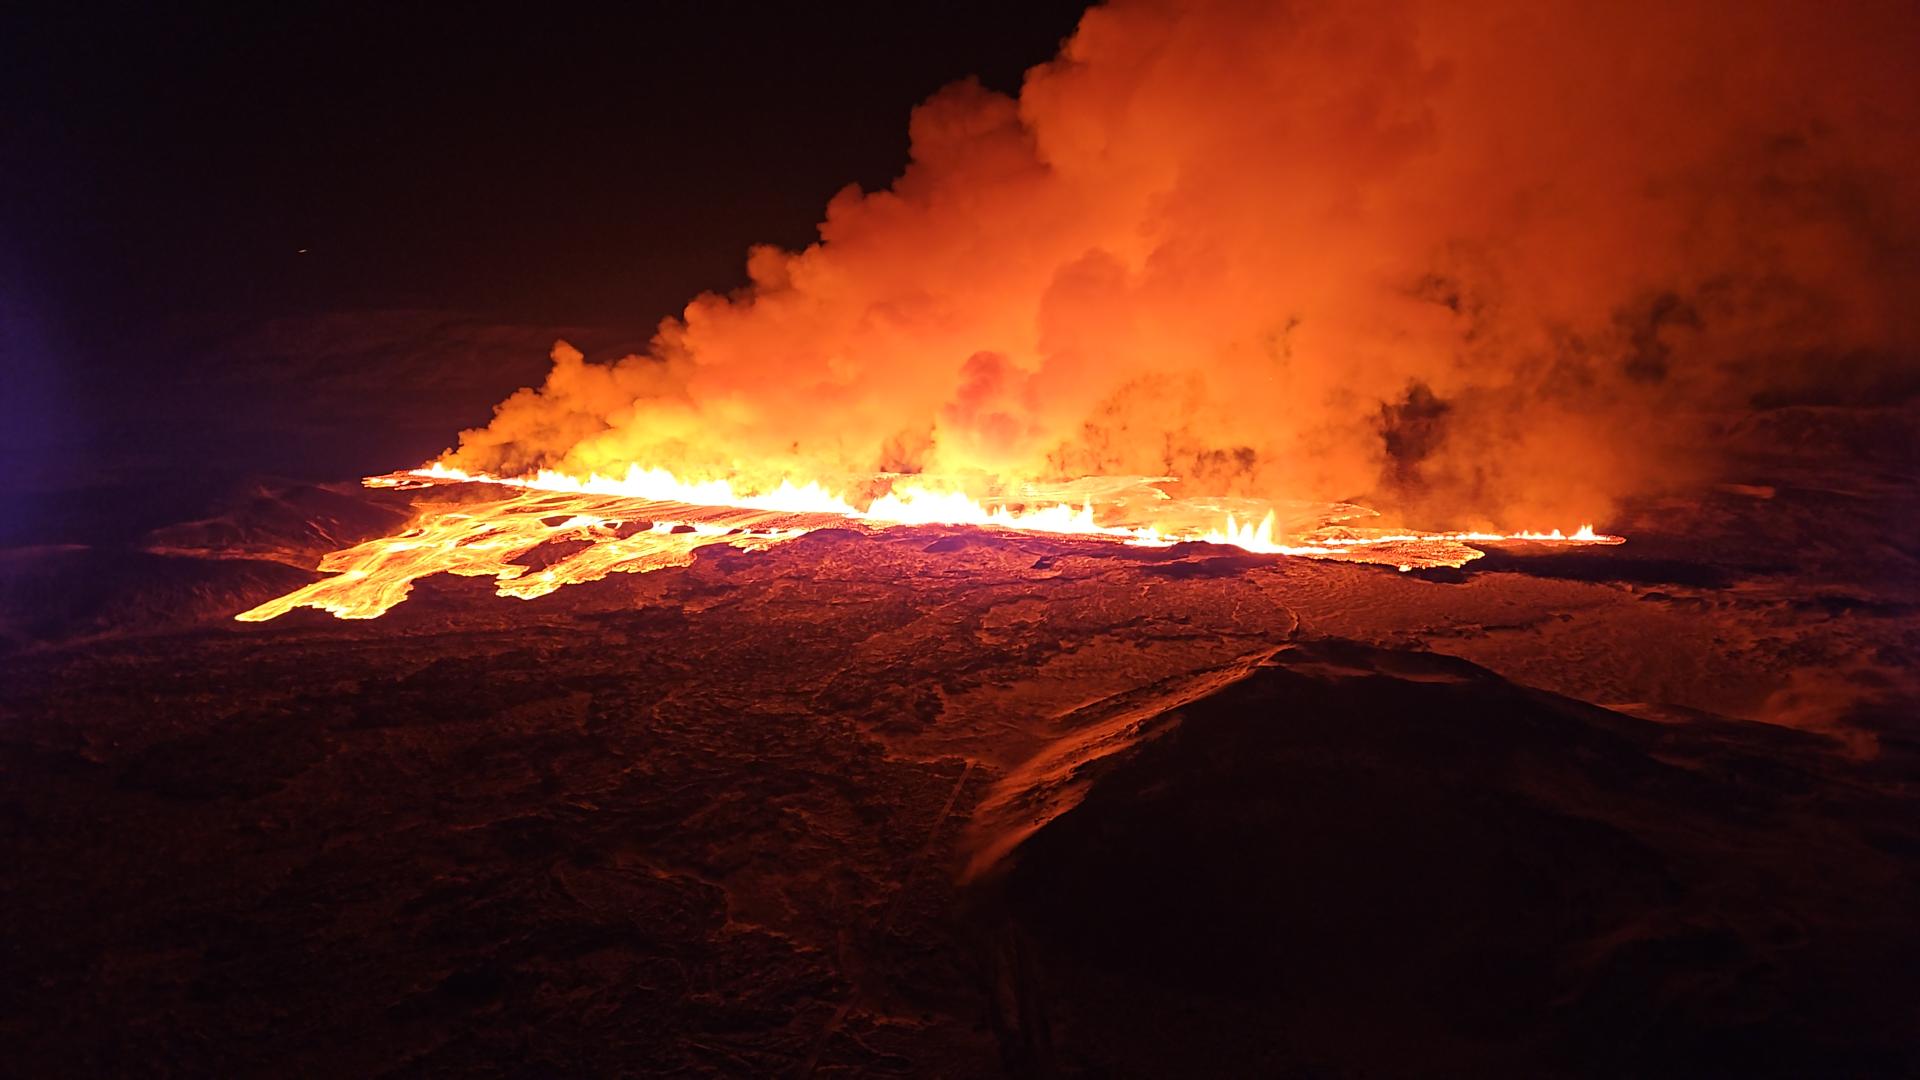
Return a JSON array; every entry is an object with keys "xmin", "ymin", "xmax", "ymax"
[{"xmin": 441, "ymin": 0, "xmax": 1919, "ymax": 527}]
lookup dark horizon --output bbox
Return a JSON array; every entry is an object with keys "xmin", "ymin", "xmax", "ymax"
[{"xmin": 2, "ymin": 3, "xmax": 1089, "ymax": 485}]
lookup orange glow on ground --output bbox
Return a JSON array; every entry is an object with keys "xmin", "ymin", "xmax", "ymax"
[{"xmin": 237, "ymin": 467, "xmax": 1621, "ymax": 622}]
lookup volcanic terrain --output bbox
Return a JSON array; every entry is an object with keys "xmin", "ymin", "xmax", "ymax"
[{"xmin": 2, "ymin": 401, "xmax": 1916, "ymax": 1077}]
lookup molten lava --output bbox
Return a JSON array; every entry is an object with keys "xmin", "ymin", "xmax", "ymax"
[{"xmin": 236, "ymin": 466, "xmax": 1621, "ymax": 622}]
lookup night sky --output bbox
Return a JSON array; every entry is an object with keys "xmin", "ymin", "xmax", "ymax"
[{"xmin": 1, "ymin": 3, "xmax": 1087, "ymax": 487}]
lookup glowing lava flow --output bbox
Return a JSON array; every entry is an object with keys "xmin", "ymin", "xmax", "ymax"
[
  {"xmin": 236, "ymin": 466, "xmax": 1622, "ymax": 622},
  {"xmin": 387, "ymin": 463, "xmax": 1173, "ymax": 543}
]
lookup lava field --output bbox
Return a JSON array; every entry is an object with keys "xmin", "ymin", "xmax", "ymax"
[{"xmin": 3, "ymin": 406, "xmax": 1916, "ymax": 1076}]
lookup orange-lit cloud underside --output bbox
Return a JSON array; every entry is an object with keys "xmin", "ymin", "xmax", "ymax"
[{"xmin": 437, "ymin": 0, "xmax": 1920, "ymax": 528}]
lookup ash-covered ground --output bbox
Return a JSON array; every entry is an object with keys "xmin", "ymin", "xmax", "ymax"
[{"xmin": 2, "ymin": 404, "xmax": 1917, "ymax": 1077}]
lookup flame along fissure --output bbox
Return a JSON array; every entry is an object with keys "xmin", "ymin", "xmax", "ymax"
[{"xmin": 234, "ymin": 464, "xmax": 1621, "ymax": 622}]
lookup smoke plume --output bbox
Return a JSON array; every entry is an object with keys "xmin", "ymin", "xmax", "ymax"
[{"xmin": 445, "ymin": 0, "xmax": 1920, "ymax": 525}]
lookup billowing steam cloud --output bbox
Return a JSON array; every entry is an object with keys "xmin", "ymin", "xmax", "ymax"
[{"xmin": 446, "ymin": 0, "xmax": 1920, "ymax": 525}]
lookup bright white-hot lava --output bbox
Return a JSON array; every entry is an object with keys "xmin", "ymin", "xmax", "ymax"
[{"xmin": 236, "ymin": 465, "xmax": 1620, "ymax": 622}]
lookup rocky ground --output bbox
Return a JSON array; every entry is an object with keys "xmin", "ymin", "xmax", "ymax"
[{"xmin": 2, "ymin": 404, "xmax": 1916, "ymax": 1077}]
